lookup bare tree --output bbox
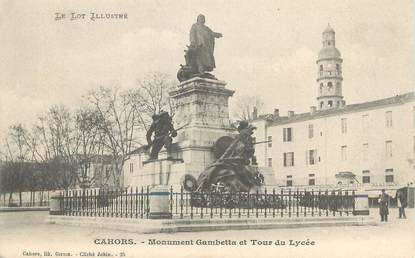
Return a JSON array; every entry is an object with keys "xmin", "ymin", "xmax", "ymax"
[
  {"xmin": 23, "ymin": 106, "xmax": 81, "ymax": 190},
  {"xmin": 74, "ymin": 106, "xmax": 105, "ymax": 188},
  {"xmin": 231, "ymin": 94, "xmax": 264, "ymax": 121},
  {"xmin": 85, "ymin": 87, "xmax": 143, "ymax": 188},
  {"xmin": 0, "ymin": 124, "xmax": 33, "ymax": 206}
]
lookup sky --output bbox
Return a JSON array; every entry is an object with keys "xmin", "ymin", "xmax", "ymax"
[{"xmin": 0, "ymin": 0, "xmax": 414, "ymax": 137}]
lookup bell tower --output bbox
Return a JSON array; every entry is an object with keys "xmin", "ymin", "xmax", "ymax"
[{"xmin": 316, "ymin": 24, "xmax": 345, "ymax": 110}]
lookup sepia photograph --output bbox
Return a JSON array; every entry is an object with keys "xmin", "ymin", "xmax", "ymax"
[{"xmin": 0, "ymin": 1, "xmax": 414, "ymax": 257}]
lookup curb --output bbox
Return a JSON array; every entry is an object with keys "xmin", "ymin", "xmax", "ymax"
[
  {"xmin": 0, "ymin": 207, "xmax": 50, "ymax": 212},
  {"xmin": 45, "ymin": 215, "xmax": 377, "ymax": 234}
]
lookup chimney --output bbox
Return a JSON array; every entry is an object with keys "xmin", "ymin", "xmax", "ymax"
[
  {"xmin": 288, "ymin": 110, "xmax": 294, "ymax": 118},
  {"xmin": 273, "ymin": 108, "xmax": 279, "ymax": 117},
  {"xmin": 310, "ymin": 106, "xmax": 317, "ymax": 114},
  {"xmin": 252, "ymin": 106, "xmax": 258, "ymax": 119}
]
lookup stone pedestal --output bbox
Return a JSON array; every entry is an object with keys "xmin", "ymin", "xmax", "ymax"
[
  {"xmin": 168, "ymin": 77, "xmax": 237, "ymax": 188},
  {"xmin": 148, "ymin": 185, "xmax": 172, "ymax": 219},
  {"xmin": 353, "ymin": 191, "xmax": 370, "ymax": 215},
  {"xmin": 49, "ymin": 191, "xmax": 63, "ymax": 215}
]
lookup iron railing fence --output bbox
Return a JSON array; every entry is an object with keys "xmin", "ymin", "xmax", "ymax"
[{"xmin": 57, "ymin": 187, "xmax": 356, "ymax": 219}]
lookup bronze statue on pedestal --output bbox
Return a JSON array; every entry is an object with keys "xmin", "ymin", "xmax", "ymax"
[{"xmin": 177, "ymin": 14, "xmax": 223, "ymax": 82}]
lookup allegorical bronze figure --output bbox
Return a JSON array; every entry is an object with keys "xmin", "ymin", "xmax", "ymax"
[
  {"xmin": 177, "ymin": 14, "xmax": 223, "ymax": 82},
  {"xmin": 182, "ymin": 121, "xmax": 265, "ymax": 193},
  {"xmin": 145, "ymin": 111, "xmax": 177, "ymax": 160}
]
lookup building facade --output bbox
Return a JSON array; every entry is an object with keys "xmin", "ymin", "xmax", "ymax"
[{"xmin": 251, "ymin": 25, "xmax": 415, "ymax": 195}]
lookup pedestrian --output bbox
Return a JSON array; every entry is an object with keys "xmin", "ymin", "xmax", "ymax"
[
  {"xmin": 378, "ymin": 189, "xmax": 389, "ymax": 222},
  {"xmin": 396, "ymin": 190, "xmax": 407, "ymax": 219}
]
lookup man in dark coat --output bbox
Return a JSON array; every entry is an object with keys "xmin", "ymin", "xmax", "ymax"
[
  {"xmin": 396, "ymin": 189, "xmax": 407, "ymax": 219},
  {"xmin": 378, "ymin": 189, "xmax": 389, "ymax": 222}
]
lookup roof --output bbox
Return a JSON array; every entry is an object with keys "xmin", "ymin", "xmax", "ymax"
[
  {"xmin": 318, "ymin": 47, "xmax": 341, "ymax": 59},
  {"xmin": 323, "ymin": 24, "xmax": 335, "ymax": 34},
  {"xmin": 252, "ymin": 92, "xmax": 414, "ymax": 126}
]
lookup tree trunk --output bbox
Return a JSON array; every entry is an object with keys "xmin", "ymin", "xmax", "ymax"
[{"xmin": 19, "ymin": 191, "xmax": 22, "ymax": 207}]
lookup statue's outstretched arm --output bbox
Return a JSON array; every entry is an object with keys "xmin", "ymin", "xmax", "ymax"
[{"xmin": 213, "ymin": 32, "xmax": 223, "ymax": 38}]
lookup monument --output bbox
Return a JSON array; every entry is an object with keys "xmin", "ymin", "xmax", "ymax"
[{"xmin": 125, "ymin": 14, "xmax": 276, "ymax": 190}]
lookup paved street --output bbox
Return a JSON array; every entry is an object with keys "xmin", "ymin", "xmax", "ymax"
[{"xmin": 0, "ymin": 209, "xmax": 414, "ymax": 258}]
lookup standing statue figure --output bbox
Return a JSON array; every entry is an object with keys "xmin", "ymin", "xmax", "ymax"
[
  {"xmin": 177, "ymin": 14, "xmax": 223, "ymax": 82},
  {"xmin": 145, "ymin": 111, "xmax": 177, "ymax": 160}
]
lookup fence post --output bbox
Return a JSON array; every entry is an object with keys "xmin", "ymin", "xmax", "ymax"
[
  {"xmin": 146, "ymin": 186, "xmax": 149, "ymax": 219},
  {"xmin": 247, "ymin": 191, "xmax": 250, "ymax": 218},
  {"xmin": 318, "ymin": 189, "xmax": 321, "ymax": 217},
  {"xmin": 272, "ymin": 188, "xmax": 276, "ymax": 218},
  {"xmin": 311, "ymin": 189, "xmax": 314, "ymax": 217},
  {"xmin": 296, "ymin": 189, "xmax": 299, "ymax": 217},
  {"xmin": 339, "ymin": 189, "xmax": 342, "ymax": 216},
  {"xmin": 180, "ymin": 186, "xmax": 184, "ymax": 219},
  {"xmin": 140, "ymin": 187, "xmax": 144, "ymax": 219},
  {"xmin": 345, "ymin": 190, "xmax": 349, "ymax": 216},
  {"xmin": 281, "ymin": 189, "xmax": 284, "ymax": 218},
  {"xmin": 255, "ymin": 189, "xmax": 259, "ymax": 218},
  {"xmin": 264, "ymin": 188, "xmax": 267, "ymax": 218},
  {"xmin": 170, "ymin": 186, "xmax": 173, "ymax": 218},
  {"xmin": 304, "ymin": 189, "xmax": 307, "ymax": 217},
  {"xmin": 288, "ymin": 189, "xmax": 292, "ymax": 218},
  {"xmin": 352, "ymin": 190, "xmax": 356, "ymax": 215},
  {"xmin": 325, "ymin": 190, "xmax": 329, "ymax": 217},
  {"xmin": 332, "ymin": 190, "xmax": 336, "ymax": 216}
]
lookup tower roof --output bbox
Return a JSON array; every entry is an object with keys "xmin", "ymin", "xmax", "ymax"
[
  {"xmin": 318, "ymin": 47, "xmax": 341, "ymax": 59},
  {"xmin": 323, "ymin": 23, "xmax": 335, "ymax": 33}
]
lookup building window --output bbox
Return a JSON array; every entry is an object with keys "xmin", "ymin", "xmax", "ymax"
[
  {"xmin": 308, "ymin": 124, "xmax": 314, "ymax": 139},
  {"xmin": 129, "ymin": 163, "xmax": 134, "ymax": 173},
  {"xmin": 268, "ymin": 158, "xmax": 272, "ymax": 167},
  {"xmin": 306, "ymin": 149, "xmax": 317, "ymax": 165},
  {"xmin": 320, "ymin": 101, "xmax": 324, "ymax": 108},
  {"xmin": 385, "ymin": 175, "xmax": 394, "ymax": 183},
  {"xmin": 362, "ymin": 143, "xmax": 368, "ymax": 160},
  {"xmin": 319, "ymin": 83, "xmax": 323, "ymax": 94},
  {"xmin": 267, "ymin": 136, "xmax": 272, "ymax": 147},
  {"xmin": 336, "ymin": 64, "xmax": 340, "ymax": 72},
  {"xmin": 362, "ymin": 176, "xmax": 370, "ymax": 184},
  {"xmin": 308, "ymin": 179, "xmax": 315, "ymax": 186},
  {"xmin": 328, "ymin": 100, "xmax": 333, "ymax": 107},
  {"xmin": 341, "ymin": 118, "xmax": 347, "ymax": 134},
  {"xmin": 286, "ymin": 175, "xmax": 293, "ymax": 187},
  {"xmin": 362, "ymin": 170, "xmax": 370, "ymax": 183},
  {"xmin": 327, "ymin": 82, "xmax": 333, "ymax": 91},
  {"xmin": 341, "ymin": 145, "xmax": 347, "ymax": 161},
  {"xmin": 336, "ymin": 82, "xmax": 340, "ymax": 93},
  {"xmin": 283, "ymin": 128, "xmax": 293, "ymax": 142},
  {"xmin": 319, "ymin": 65, "xmax": 323, "ymax": 72},
  {"xmin": 385, "ymin": 168, "xmax": 394, "ymax": 183},
  {"xmin": 283, "ymin": 152, "xmax": 294, "ymax": 167},
  {"xmin": 385, "ymin": 141, "xmax": 392, "ymax": 158},
  {"xmin": 385, "ymin": 111, "xmax": 393, "ymax": 128}
]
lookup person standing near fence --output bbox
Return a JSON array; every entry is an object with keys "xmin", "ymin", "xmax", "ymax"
[
  {"xmin": 378, "ymin": 189, "xmax": 389, "ymax": 222},
  {"xmin": 396, "ymin": 190, "xmax": 407, "ymax": 219}
]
